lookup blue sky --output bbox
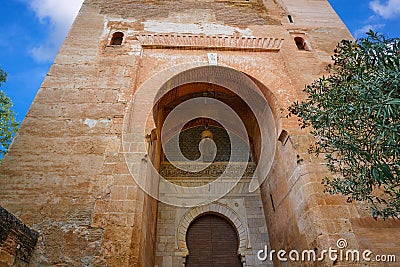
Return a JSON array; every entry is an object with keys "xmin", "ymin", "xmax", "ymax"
[{"xmin": 0, "ymin": 0, "xmax": 399, "ymax": 123}]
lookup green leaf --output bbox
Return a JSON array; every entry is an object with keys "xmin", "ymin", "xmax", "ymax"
[{"xmin": 288, "ymin": 31, "xmax": 400, "ymax": 219}]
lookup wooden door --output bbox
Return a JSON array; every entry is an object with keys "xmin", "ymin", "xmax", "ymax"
[{"xmin": 186, "ymin": 214, "xmax": 242, "ymax": 267}]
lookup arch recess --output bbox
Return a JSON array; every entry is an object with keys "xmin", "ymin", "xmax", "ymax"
[
  {"xmin": 176, "ymin": 202, "xmax": 250, "ymax": 257},
  {"xmin": 123, "ymin": 62, "xmax": 281, "ymax": 206}
]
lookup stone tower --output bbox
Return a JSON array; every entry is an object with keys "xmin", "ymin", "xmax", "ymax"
[{"xmin": 1, "ymin": 0, "xmax": 399, "ymax": 266}]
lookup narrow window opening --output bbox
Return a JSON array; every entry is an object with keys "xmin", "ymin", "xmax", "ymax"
[
  {"xmin": 111, "ymin": 32, "xmax": 124, "ymax": 45},
  {"xmin": 270, "ymin": 194, "xmax": 275, "ymax": 212},
  {"xmin": 288, "ymin": 15, "xmax": 294, "ymax": 23},
  {"xmin": 278, "ymin": 129, "xmax": 289, "ymax": 145},
  {"xmin": 294, "ymin": 37, "xmax": 306, "ymax": 50}
]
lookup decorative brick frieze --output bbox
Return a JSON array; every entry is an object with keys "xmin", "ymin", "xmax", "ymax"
[
  {"xmin": 136, "ymin": 34, "xmax": 284, "ymax": 51},
  {"xmin": 160, "ymin": 162, "xmax": 256, "ymax": 178}
]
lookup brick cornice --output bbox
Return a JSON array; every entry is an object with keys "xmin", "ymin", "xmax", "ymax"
[{"xmin": 136, "ymin": 34, "xmax": 284, "ymax": 51}]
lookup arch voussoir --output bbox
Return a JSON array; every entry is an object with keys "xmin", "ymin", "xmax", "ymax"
[{"xmin": 176, "ymin": 203, "xmax": 250, "ymax": 257}]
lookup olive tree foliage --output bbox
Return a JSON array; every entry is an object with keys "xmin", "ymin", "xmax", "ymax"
[
  {"xmin": 0, "ymin": 68, "xmax": 19, "ymax": 160},
  {"xmin": 289, "ymin": 31, "xmax": 399, "ymax": 219}
]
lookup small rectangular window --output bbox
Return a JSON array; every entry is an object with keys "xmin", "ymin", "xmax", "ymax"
[{"xmin": 111, "ymin": 32, "xmax": 124, "ymax": 45}]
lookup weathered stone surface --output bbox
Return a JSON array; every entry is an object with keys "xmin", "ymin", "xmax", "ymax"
[
  {"xmin": 1, "ymin": 0, "xmax": 399, "ymax": 266},
  {"xmin": 0, "ymin": 206, "xmax": 38, "ymax": 267}
]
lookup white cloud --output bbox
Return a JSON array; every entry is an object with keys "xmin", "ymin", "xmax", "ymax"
[
  {"xmin": 28, "ymin": 0, "xmax": 84, "ymax": 62},
  {"xmin": 369, "ymin": 0, "xmax": 400, "ymax": 19},
  {"xmin": 354, "ymin": 23, "xmax": 385, "ymax": 38}
]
